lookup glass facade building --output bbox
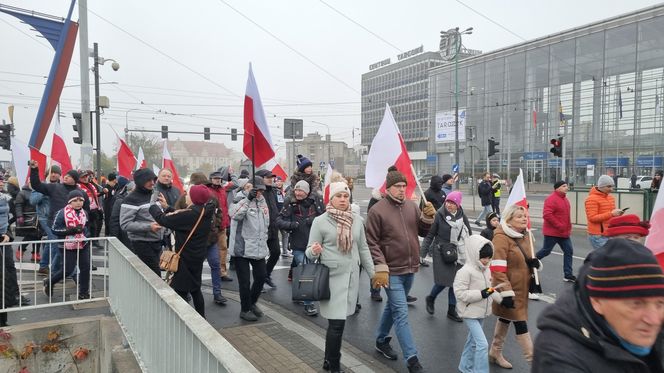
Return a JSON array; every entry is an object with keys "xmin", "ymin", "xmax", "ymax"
[{"xmin": 429, "ymin": 5, "xmax": 664, "ymax": 185}]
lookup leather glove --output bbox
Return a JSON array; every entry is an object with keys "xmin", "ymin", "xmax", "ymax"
[
  {"xmin": 422, "ymin": 201, "xmax": 436, "ymax": 218},
  {"xmin": 74, "ymin": 225, "xmax": 84, "ymax": 234},
  {"xmin": 371, "ymin": 271, "xmax": 389, "ymax": 289},
  {"xmin": 500, "ymin": 296, "xmax": 515, "ymax": 309},
  {"xmin": 526, "ymin": 258, "xmax": 541, "ymax": 269},
  {"xmin": 17, "ymin": 217, "xmax": 24, "ymax": 225},
  {"xmin": 247, "ymin": 189, "xmax": 258, "ymax": 201},
  {"xmin": 480, "ymin": 287, "xmax": 495, "ymax": 299}
]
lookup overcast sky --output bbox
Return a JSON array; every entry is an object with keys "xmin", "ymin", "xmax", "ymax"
[{"xmin": 0, "ymin": 0, "xmax": 661, "ymax": 166}]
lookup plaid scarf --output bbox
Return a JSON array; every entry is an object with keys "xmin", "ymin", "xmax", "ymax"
[{"xmin": 326, "ymin": 205, "xmax": 353, "ymax": 254}]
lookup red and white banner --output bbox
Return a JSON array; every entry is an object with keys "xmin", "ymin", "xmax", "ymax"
[
  {"xmin": 323, "ymin": 163, "xmax": 334, "ymax": 205},
  {"xmin": 263, "ymin": 158, "xmax": 287, "ymax": 181},
  {"xmin": 243, "ymin": 63, "xmax": 275, "ymax": 167},
  {"xmin": 50, "ymin": 118, "xmax": 73, "ymax": 175},
  {"xmin": 117, "ymin": 138, "xmax": 136, "ymax": 179},
  {"xmin": 646, "ymin": 189, "xmax": 664, "ymax": 268},
  {"xmin": 365, "ymin": 104, "xmax": 416, "ymax": 198},
  {"xmin": 162, "ymin": 140, "xmax": 184, "ymax": 193},
  {"xmin": 152, "ymin": 164, "xmax": 161, "ymax": 176},
  {"xmin": 136, "ymin": 146, "xmax": 147, "ymax": 169},
  {"xmin": 505, "ymin": 168, "xmax": 530, "ymax": 228},
  {"xmin": 12, "ymin": 136, "xmax": 47, "ymax": 185}
]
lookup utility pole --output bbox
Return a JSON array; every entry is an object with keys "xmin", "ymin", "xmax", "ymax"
[
  {"xmin": 93, "ymin": 42, "xmax": 101, "ymax": 179},
  {"xmin": 78, "ymin": 0, "xmax": 93, "ymax": 170}
]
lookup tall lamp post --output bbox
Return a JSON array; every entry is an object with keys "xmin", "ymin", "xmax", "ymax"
[
  {"xmin": 440, "ymin": 27, "xmax": 472, "ymax": 188},
  {"xmin": 92, "ymin": 42, "xmax": 119, "ymax": 179},
  {"xmin": 125, "ymin": 108, "xmax": 140, "ymax": 144}
]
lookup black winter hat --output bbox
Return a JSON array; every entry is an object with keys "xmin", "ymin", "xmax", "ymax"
[
  {"xmin": 296, "ymin": 154, "xmax": 313, "ymax": 173},
  {"xmin": 67, "ymin": 189, "xmax": 86, "ymax": 203},
  {"xmin": 65, "ymin": 170, "xmax": 79, "ymax": 183},
  {"xmin": 107, "ymin": 172, "xmax": 117, "ymax": 181},
  {"xmin": 429, "ymin": 175, "xmax": 443, "ymax": 191},
  {"xmin": 479, "ymin": 244, "xmax": 493, "ymax": 259},
  {"xmin": 553, "ymin": 180, "xmax": 567, "ymax": 190},
  {"xmin": 585, "ymin": 238, "xmax": 664, "ymax": 299},
  {"xmin": 239, "ymin": 169, "xmax": 249, "ymax": 179},
  {"xmin": 133, "ymin": 168, "xmax": 157, "ymax": 187},
  {"xmin": 441, "ymin": 174, "xmax": 453, "ymax": 184}
]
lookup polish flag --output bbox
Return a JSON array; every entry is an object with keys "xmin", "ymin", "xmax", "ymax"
[
  {"xmin": 162, "ymin": 140, "xmax": 184, "ymax": 193},
  {"xmin": 365, "ymin": 104, "xmax": 416, "ymax": 198},
  {"xmin": 505, "ymin": 168, "xmax": 530, "ymax": 228},
  {"xmin": 264, "ymin": 158, "xmax": 287, "ymax": 181},
  {"xmin": 646, "ymin": 189, "xmax": 664, "ymax": 268},
  {"xmin": 152, "ymin": 164, "xmax": 161, "ymax": 176},
  {"xmin": 117, "ymin": 138, "xmax": 136, "ymax": 179},
  {"xmin": 11, "ymin": 136, "xmax": 47, "ymax": 185},
  {"xmin": 50, "ymin": 118, "xmax": 73, "ymax": 175},
  {"xmin": 243, "ymin": 63, "xmax": 275, "ymax": 167},
  {"xmin": 135, "ymin": 146, "xmax": 147, "ymax": 169},
  {"xmin": 323, "ymin": 163, "xmax": 334, "ymax": 205}
]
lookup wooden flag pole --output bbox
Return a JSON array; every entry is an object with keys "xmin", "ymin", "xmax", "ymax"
[
  {"xmin": 411, "ymin": 164, "xmax": 428, "ymax": 204},
  {"xmin": 251, "ymin": 136, "xmax": 255, "ymax": 179},
  {"xmin": 528, "ymin": 229, "xmax": 541, "ymax": 285}
]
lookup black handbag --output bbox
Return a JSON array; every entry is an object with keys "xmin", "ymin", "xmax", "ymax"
[
  {"xmin": 434, "ymin": 227, "xmax": 464, "ymax": 264},
  {"xmin": 15, "ymin": 212, "xmax": 40, "ymax": 237},
  {"xmin": 292, "ymin": 258, "xmax": 330, "ymax": 301}
]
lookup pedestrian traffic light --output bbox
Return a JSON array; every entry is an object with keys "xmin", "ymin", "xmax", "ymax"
[
  {"xmin": 0, "ymin": 123, "xmax": 11, "ymax": 150},
  {"xmin": 72, "ymin": 112, "xmax": 82, "ymax": 144},
  {"xmin": 204, "ymin": 127, "xmax": 210, "ymax": 140},
  {"xmin": 161, "ymin": 125, "xmax": 168, "ymax": 139},
  {"xmin": 231, "ymin": 128, "xmax": 237, "ymax": 141},
  {"xmin": 550, "ymin": 137, "xmax": 563, "ymax": 157},
  {"xmin": 488, "ymin": 138, "xmax": 499, "ymax": 157}
]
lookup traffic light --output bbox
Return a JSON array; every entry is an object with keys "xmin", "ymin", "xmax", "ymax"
[
  {"xmin": 0, "ymin": 123, "xmax": 11, "ymax": 150},
  {"xmin": 231, "ymin": 128, "xmax": 237, "ymax": 141},
  {"xmin": 488, "ymin": 138, "xmax": 499, "ymax": 157},
  {"xmin": 161, "ymin": 125, "xmax": 168, "ymax": 139},
  {"xmin": 72, "ymin": 112, "xmax": 82, "ymax": 144},
  {"xmin": 204, "ymin": 127, "xmax": 210, "ymax": 140},
  {"xmin": 550, "ymin": 137, "xmax": 563, "ymax": 157}
]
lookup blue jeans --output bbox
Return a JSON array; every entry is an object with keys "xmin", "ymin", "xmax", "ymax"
[
  {"xmin": 429, "ymin": 284, "xmax": 456, "ymax": 306},
  {"xmin": 207, "ymin": 243, "xmax": 222, "ymax": 296},
  {"xmin": 536, "ymin": 236, "xmax": 574, "ymax": 277},
  {"xmin": 376, "ymin": 273, "xmax": 418, "ymax": 362},
  {"xmin": 292, "ymin": 250, "xmax": 313, "ymax": 306},
  {"xmin": 588, "ymin": 234, "xmax": 609, "ymax": 250},
  {"xmin": 459, "ymin": 318, "xmax": 488, "ymax": 373},
  {"xmin": 476, "ymin": 205, "xmax": 493, "ymax": 223},
  {"xmin": 38, "ymin": 218, "xmax": 58, "ymax": 270}
]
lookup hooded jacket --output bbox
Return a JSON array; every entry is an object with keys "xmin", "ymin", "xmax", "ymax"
[
  {"xmin": 119, "ymin": 169, "xmax": 164, "ymax": 242},
  {"xmin": 480, "ymin": 212, "xmax": 499, "ymax": 241},
  {"xmin": 478, "ymin": 179, "xmax": 493, "ymax": 206},
  {"xmin": 289, "ymin": 171, "xmax": 321, "ymax": 197},
  {"xmin": 110, "ymin": 184, "xmax": 132, "ymax": 248},
  {"xmin": 424, "ymin": 176, "xmax": 446, "ymax": 211},
  {"xmin": 15, "ymin": 186, "xmax": 37, "ymax": 219},
  {"xmin": 229, "ymin": 193, "xmax": 269, "ymax": 259},
  {"xmin": 30, "ymin": 166, "xmax": 89, "ymax": 225},
  {"xmin": 263, "ymin": 184, "xmax": 279, "ymax": 239},
  {"xmin": 533, "ymin": 264, "xmax": 664, "ymax": 373},
  {"xmin": 585, "ymin": 187, "xmax": 616, "ymax": 236},
  {"xmin": 543, "ymin": 190, "xmax": 572, "ymax": 238},
  {"xmin": 454, "ymin": 235, "xmax": 503, "ymax": 319},
  {"xmin": 276, "ymin": 194, "xmax": 325, "ymax": 250}
]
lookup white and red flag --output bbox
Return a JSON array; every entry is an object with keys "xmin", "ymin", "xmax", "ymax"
[
  {"xmin": 243, "ymin": 63, "xmax": 275, "ymax": 167},
  {"xmin": 365, "ymin": 104, "xmax": 417, "ymax": 198},
  {"xmin": 505, "ymin": 168, "xmax": 531, "ymax": 228},
  {"xmin": 263, "ymin": 158, "xmax": 287, "ymax": 181},
  {"xmin": 135, "ymin": 146, "xmax": 147, "ymax": 169},
  {"xmin": 152, "ymin": 164, "xmax": 161, "ymax": 177},
  {"xmin": 323, "ymin": 163, "xmax": 334, "ymax": 205},
  {"xmin": 50, "ymin": 118, "xmax": 73, "ymax": 175},
  {"xmin": 117, "ymin": 138, "xmax": 136, "ymax": 179},
  {"xmin": 12, "ymin": 136, "xmax": 47, "ymax": 185},
  {"xmin": 162, "ymin": 140, "xmax": 184, "ymax": 193},
  {"xmin": 646, "ymin": 188, "xmax": 664, "ymax": 268}
]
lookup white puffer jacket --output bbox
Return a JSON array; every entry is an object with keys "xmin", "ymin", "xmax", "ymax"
[{"xmin": 453, "ymin": 235, "xmax": 503, "ymax": 319}]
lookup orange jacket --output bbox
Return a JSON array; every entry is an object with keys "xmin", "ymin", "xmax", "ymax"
[{"xmin": 584, "ymin": 187, "xmax": 616, "ymax": 235}]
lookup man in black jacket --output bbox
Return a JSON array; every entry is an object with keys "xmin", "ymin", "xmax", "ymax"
[
  {"xmin": 474, "ymin": 172, "xmax": 493, "ymax": 227},
  {"xmin": 256, "ymin": 169, "xmax": 280, "ymax": 288},
  {"xmin": 109, "ymin": 178, "xmax": 132, "ymax": 249},
  {"xmin": 30, "ymin": 162, "xmax": 89, "ymax": 226},
  {"xmin": 424, "ymin": 175, "xmax": 446, "ymax": 211},
  {"xmin": 534, "ymin": 239, "xmax": 664, "ymax": 373}
]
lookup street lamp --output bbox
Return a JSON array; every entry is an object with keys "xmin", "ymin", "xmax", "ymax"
[
  {"xmin": 92, "ymin": 42, "xmax": 119, "ymax": 179},
  {"xmin": 440, "ymin": 27, "xmax": 472, "ymax": 187},
  {"xmin": 125, "ymin": 108, "xmax": 141, "ymax": 144}
]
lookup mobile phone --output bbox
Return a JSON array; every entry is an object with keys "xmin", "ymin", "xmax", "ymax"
[{"xmin": 621, "ymin": 207, "xmax": 630, "ymax": 212}]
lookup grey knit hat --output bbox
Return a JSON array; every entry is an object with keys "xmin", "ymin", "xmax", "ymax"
[{"xmin": 597, "ymin": 175, "xmax": 615, "ymax": 188}]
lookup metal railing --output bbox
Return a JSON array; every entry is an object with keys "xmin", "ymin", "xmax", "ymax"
[
  {"xmin": 107, "ymin": 237, "xmax": 257, "ymax": 373},
  {"xmin": 567, "ymin": 188, "xmax": 656, "ymax": 225}
]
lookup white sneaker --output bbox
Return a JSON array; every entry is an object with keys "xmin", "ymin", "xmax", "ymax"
[{"xmin": 528, "ymin": 293, "xmax": 540, "ymax": 300}]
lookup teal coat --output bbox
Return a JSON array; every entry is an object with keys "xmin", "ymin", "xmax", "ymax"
[{"xmin": 306, "ymin": 212, "xmax": 375, "ymax": 320}]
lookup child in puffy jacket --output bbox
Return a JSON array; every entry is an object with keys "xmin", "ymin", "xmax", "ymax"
[{"xmin": 453, "ymin": 235, "xmax": 503, "ymax": 373}]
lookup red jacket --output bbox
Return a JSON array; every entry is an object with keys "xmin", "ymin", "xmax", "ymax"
[
  {"xmin": 206, "ymin": 184, "xmax": 229, "ymax": 229},
  {"xmin": 542, "ymin": 190, "xmax": 572, "ymax": 238}
]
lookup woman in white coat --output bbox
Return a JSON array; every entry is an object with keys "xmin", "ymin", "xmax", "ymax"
[{"xmin": 307, "ymin": 181, "xmax": 376, "ymax": 373}]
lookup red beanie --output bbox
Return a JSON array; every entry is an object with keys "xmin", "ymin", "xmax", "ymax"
[
  {"xmin": 188, "ymin": 184, "xmax": 210, "ymax": 205},
  {"xmin": 605, "ymin": 214, "xmax": 650, "ymax": 237}
]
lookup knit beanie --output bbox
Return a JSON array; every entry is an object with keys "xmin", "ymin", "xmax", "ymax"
[
  {"xmin": 328, "ymin": 181, "xmax": 350, "ymax": 200},
  {"xmin": 116, "ymin": 176, "xmax": 129, "ymax": 190},
  {"xmin": 597, "ymin": 175, "xmax": 615, "ymax": 188},
  {"xmin": 67, "ymin": 189, "xmax": 86, "ymax": 203},
  {"xmin": 48, "ymin": 165, "xmax": 62, "ymax": 176},
  {"xmin": 441, "ymin": 174, "xmax": 453, "ymax": 184},
  {"xmin": 479, "ymin": 244, "xmax": 493, "ymax": 259},
  {"xmin": 66, "ymin": 170, "xmax": 80, "ymax": 183},
  {"xmin": 107, "ymin": 172, "xmax": 117, "ymax": 182},
  {"xmin": 188, "ymin": 184, "xmax": 210, "ymax": 205},
  {"xmin": 605, "ymin": 214, "xmax": 650, "ymax": 237},
  {"xmin": 553, "ymin": 180, "xmax": 567, "ymax": 190},
  {"xmin": 239, "ymin": 169, "xmax": 249, "ymax": 179},
  {"xmin": 385, "ymin": 166, "xmax": 407, "ymax": 188},
  {"xmin": 294, "ymin": 180, "xmax": 310, "ymax": 195},
  {"xmin": 445, "ymin": 191, "xmax": 463, "ymax": 207},
  {"xmin": 585, "ymin": 238, "xmax": 664, "ymax": 298},
  {"xmin": 296, "ymin": 154, "xmax": 313, "ymax": 173}
]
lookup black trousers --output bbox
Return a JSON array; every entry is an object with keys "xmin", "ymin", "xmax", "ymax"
[
  {"xmin": 89, "ymin": 209, "xmax": 103, "ymax": 239},
  {"xmin": 176, "ymin": 289, "xmax": 205, "ymax": 318},
  {"xmin": 49, "ymin": 246, "xmax": 90, "ymax": 296},
  {"xmin": 492, "ymin": 197, "xmax": 501, "ymax": 215},
  {"xmin": 234, "ymin": 257, "xmax": 266, "ymax": 312},
  {"xmin": 325, "ymin": 319, "xmax": 346, "ymax": 369},
  {"xmin": 131, "ymin": 241, "xmax": 162, "ymax": 276},
  {"xmin": 265, "ymin": 235, "xmax": 281, "ymax": 277}
]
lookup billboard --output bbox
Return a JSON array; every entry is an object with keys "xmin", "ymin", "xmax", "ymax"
[{"xmin": 435, "ymin": 109, "xmax": 466, "ymax": 143}]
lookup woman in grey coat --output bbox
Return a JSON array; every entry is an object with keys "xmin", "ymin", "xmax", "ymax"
[{"xmin": 307, "ymin": 181, "xmax": 375, "ymax": 373}]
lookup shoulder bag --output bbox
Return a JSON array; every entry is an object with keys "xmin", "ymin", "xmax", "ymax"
[
  {"xmin": 159, "ymin": 208, "xmax": 206, "ymax": 278},
  {"xmin": 292, "ymin": 257, "xmax": 330, "ymax": 301},
  {"xmin": 512, "ymin": 239, "xmax": 543, "ymax": 294},
  {"xmin": 436, "ymin": 226, "xmax": 464, "ymax": 264}
]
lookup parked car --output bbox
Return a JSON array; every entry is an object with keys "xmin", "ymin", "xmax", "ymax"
[
  {"xmin": 418, "ymin": 174, "xmax": 434, "ymax": 183},
  {"xmin": 636, "ymin": 176, "xmax": 653, "ymax": 189}
]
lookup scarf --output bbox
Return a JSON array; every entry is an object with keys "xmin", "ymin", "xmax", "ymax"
[
  {"xmin": 326, "ymin": 204, "xmax": 353, "ymax": 254},
  {"xmin": 500, "ymin": 220, "xmax": 525, "ymax": 239},
  {"xmin": 64, "ymin": 205, "xmax": 87, "ymax": 250}
]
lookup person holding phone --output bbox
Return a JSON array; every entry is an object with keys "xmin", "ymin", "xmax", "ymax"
[{"xmin": 585, "ymin": 175, "xmax": 623, "ymax": 250}]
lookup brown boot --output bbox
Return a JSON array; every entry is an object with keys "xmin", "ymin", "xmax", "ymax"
[
  {"xmin": 489, "ymin": 321, "xmax": 513, "ymax": 369},
  {"xmin": 515, "ymin": 332, "xmax": 533, "ymax": 363}
]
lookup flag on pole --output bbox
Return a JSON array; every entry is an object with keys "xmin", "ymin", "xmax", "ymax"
[
  {"xmin": 323, "ymin": 163, "xmax": 334, "ymax": 205},
  {"xmin": 263, "ymin": 158, "xmax": 287, "ymax": 181},
  {"xmin": 365, "ymin": 104, "xmax": 417, "ymax": 198},
  {"xmin": 617, "ymin": 85, "xmax": 623, "ymax": 119},
  {"xmin": 135, "ymin": 146, "xmax": 147, "ymax": 169},
  {"xmin": 50, "ymin": 117, "xmax": 73, "ymax": 175},
  {"xmin": 646, "ymin": 189, "xmax": 664, "ymax": 268},
  {"xmin": 243, "ymin": 63, "xmax": 275, "ymax": 167},
  {"xmin": 152, "ymin": 164, "xmax": 161, "ymax": 176},
  {"xmin": 162, "ymin": 140, "xmax": 184, "ymax": 193},
  {"xmin": 117, "ymin": 138, "xmax": 136, "ymax": 179},
  {"xmin": 505, "ymin": 168, "xmax": 530, "ymax": 228},
  {"xmin": 532, "ymin": 110, "xmax": 537, "ymax": 129},
  {"xmin": 12, "ymin": 137, "xmax": 47, "ymax": 185}
]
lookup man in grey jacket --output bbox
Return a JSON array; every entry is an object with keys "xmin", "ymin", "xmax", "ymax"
[{"xmin": 120, "ymin": 169, "xmax": 164, "ymax": 276}]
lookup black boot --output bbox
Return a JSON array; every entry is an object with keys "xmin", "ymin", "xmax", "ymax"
[
  {"xmin": 328, "ymin": 355, "xmax": 345, "ymax": 373},
  {"xmin": 447, "ymin": 305, "xmax": 462, "ymax": 322}
]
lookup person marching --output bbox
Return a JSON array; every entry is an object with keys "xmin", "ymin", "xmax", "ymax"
[{"xmin": 535, "ymin": 181, "xmax": 575, "ymax": 282}]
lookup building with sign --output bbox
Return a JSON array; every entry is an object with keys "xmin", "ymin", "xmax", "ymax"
[
  {"xmin": 285, "ymin": 132, "xmax": 361, "ymax": 176},
  {"xmin": 428, "ymin": 4, "xmax": 664, "ymax": 185}
]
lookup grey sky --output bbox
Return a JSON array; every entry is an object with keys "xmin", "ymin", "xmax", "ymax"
[{"xmin": 0, "ymin": 0, "xmax": 661, "ymax": 166}]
